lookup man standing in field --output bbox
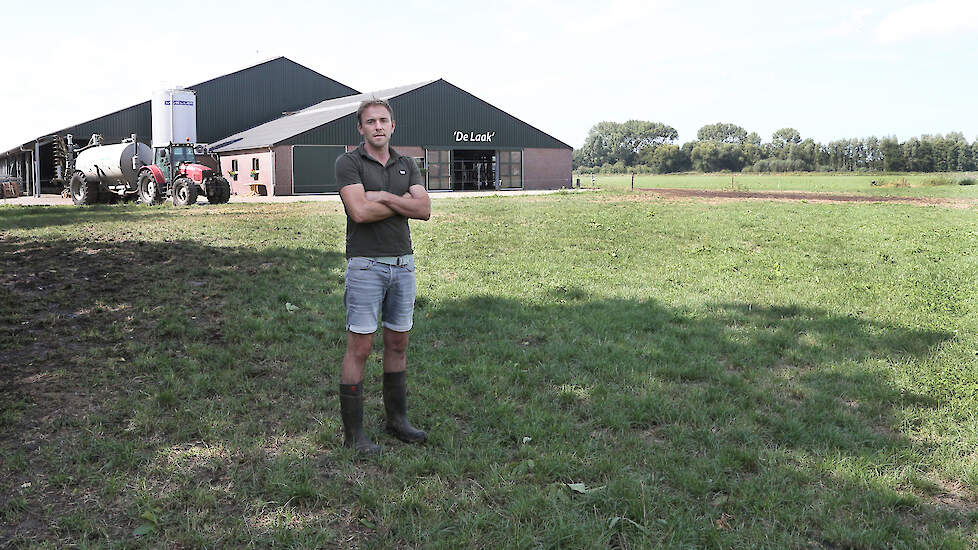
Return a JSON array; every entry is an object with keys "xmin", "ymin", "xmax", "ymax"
[{"xmin": 334, "ymin": 98, "xmax": 431, "ymax": 454}]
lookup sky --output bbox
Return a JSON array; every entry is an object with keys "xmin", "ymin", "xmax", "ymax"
[{"xmin": 2, "ymin": 0, "xmax": 978, "ymax": 151}]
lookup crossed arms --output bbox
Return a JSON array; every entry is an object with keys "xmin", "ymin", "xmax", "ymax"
[{"xmin": 339, "ymin": 184, "xmax": 431, "ymax": 224}]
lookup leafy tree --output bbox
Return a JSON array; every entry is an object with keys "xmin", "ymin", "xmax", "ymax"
[
  {"xmin": 959, "ymin": 142, "xmax": 976, "ymax": 171},
  {"xmin": 939, "ymin": 132, "xmax": 968, "ymax": 171},
  {"xmin": 577, "ymin": 121, "xmax": 620, "ymax": 168},
  {"xmin": 577, "ymin": 120, "xmax": 678, "ymax": 167},
  {"xmin": 743, "ymin": 143, "xmax": 763, "ymax": 167},
  {"xmin": 577, "ymin": 118, "xmax": 978, "ymax": 174},
  {"xmin": 904, "ymin": 137, "xmax": 935, "ymax": 172},
  {"xmin": 880, "ymin": 137, "xmax": 905, "ymax": 171},
  {"xmin": 696, "ymin": 123, "xmax": 748, "ymax": 144},
  {"xmin": 691, "ymin": 142, "xmax": 747, "ymax": 172},
  {"xmin": 863, "ymin": 136, "xmax": 882, "ymax": 171},
  {"xmin": 771, "ymin": 128, "xmax": 802, "ymax": 148},
  {"xmin": 770, "ymin": 128, "xmax": 804, "ymax": 162},
  {"xmin": 621, "ymin": 120, "xmax": 679, "ymax": 161},
  {"xmin": 646, "ymin": 144, "xmax": 691, "ymax": 173},
  {"xmin": 788, "ymin": 138, "xmax": 817, "ymax": 170}
]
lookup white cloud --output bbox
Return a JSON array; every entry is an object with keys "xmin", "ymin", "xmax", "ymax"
[
  {"xmin": 826, "ymin": 7, "xmax": 875, "ymax": 37},
  {"xmin": 561, "ymin": 0, "xmax": 667, "ymax": 35},
  {"xmin": 876, "ymin": 0, "xmax": 978, "ymax": 43}
]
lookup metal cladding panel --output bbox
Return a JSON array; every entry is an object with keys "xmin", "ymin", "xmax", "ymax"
[
  {"xmin": 191, "ymin": 58, "xmax": 359, "ymax": 143},
  {"xmin": 61, "ymin": 102, "xmax": 152, "ymax": 144},
  {"xmin": 191, "ymin": 58, "xmax": 358, "ymax": 143},
  {"xmin": 286, "ymin": 112, "xmax": 362, "ymax": 146},
  {"xmin": 292, "ymin": 146, "xmax": 345, "ymax": 193},
  {"xmin": 282, "ymin": 80, "xmax": 571, "ymax": 150},
  {"xmin": 52, "ymin": 58, "xmax": 358, "ymax": 147}
]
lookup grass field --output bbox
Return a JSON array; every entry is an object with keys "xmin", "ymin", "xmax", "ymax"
[
  {"xmin": 2, "ymin": 180, "xmax": 978, "ymax": 548},
  {"xmin": 581, "ymin": 172, "xmax": 978, "ymax": 198}
]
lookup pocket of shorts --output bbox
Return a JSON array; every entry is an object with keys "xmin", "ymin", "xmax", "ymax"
[
  {"xmin": 348, "ymin": 257, "xmax": 374, "ymax": 270},
  {"xmin": 398, "ymin": 258, "xmax": 415, "ymax": 272}
]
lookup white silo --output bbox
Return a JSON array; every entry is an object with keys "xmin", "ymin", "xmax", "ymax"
[{"xmin": 152, "ymin": 88, "xmax": 198, "ymax": 147}]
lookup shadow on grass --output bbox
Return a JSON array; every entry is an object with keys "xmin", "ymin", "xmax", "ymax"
[
  {"xmin": 0, "ymin": 204, "xmax": 173, "ymax": 231},
  {"xmin": 0, "ymin": 234, "xmax": 350, "ymax": 544},
  {"xmin": 414, "ymin": 293, "xmax": 963, "ymax": 546},
  {"xmin": 0, "ymin": 233, "xmax": 968, "ymax": 548}
]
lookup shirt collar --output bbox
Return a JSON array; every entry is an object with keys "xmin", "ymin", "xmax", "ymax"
[{"xmin": 357, "ymin": 142, "xmax": 402, "ymax": 166}]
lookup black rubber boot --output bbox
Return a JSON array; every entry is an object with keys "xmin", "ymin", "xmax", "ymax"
[
  {"xmin": 383, "ymin": 371, "xmax": 427, "ymax": 443},
  {"xmin": 339, "ymin": 383, "xmax": 381, "ymax": 454}
]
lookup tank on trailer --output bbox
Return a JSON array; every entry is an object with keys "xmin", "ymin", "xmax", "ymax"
[
  {"xmin": 74, "ymin": 141, "xmax": 152, "ymax": 190},
  {"xmin": 68, "ymin": 135, "xmax": 153, "ymax": 205}
]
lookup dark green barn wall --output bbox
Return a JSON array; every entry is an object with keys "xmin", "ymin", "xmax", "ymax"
[
  {"xmin": 284, "ymin": 80, "xmax": 572, "ymax": 150},
  {"xmin": 55, "ymin": 102, "xmax": 152, "ymax": 145},
  {"xmin": 387, "ymin": 80, "xmax": 570, "ymax": 149},
  {"xmin": 291, "ymin": 145, "xmax": 346, "ymax": 193},
  {"xmin": 285, "ymin": 112, "xmax": 361, "ymax": 147},
  {"xmin": 192, "ymin": 58, "xmax": 358, "ymax": 143},
  {"xmin": 53, "ymin": 57, "xmax": 359, "ymax": 145}
]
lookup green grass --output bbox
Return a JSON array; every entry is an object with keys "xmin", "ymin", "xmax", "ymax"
[
  {"xmin": 2, "ymin": 183, "xmax": 978, "ymax": 548},
  {"xmin": 581, "ymin": 171, "xmax": 978, "ymax": 198}
]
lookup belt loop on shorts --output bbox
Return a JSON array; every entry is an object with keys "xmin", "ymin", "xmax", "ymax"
[{"xmin": 372, "ymin": 254, "xmax": 413, "ymax": 266}]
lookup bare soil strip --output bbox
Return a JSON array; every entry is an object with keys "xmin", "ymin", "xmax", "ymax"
[{"xmin": 637, "ymin": 187, "xmax": 978, "ymax": 208}]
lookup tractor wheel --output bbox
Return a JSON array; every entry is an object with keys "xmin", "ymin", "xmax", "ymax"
[
  {"xmin": 172, "ymin": 177, "xmax": 198, "ymax": 206},
  {"xmin": 69, "ymin": 172, "xmax": 99, "ymax": 205},
  {"xmin": 138, "ymin": 171, "xmax": 163, "ymax": 205},
  {"xmin": 205, "ymin": 176, "xmax": 231, "ymax": 204}
]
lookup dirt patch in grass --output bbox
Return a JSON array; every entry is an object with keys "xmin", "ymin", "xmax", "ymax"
[
  {"xmin": 629, "ymin": 188, "xmax": 978, "ymax": 208},
  {"xmin": 0, "ymin": 237, "xmax": 257, "ymax": 544},
  {"xmin": 931, "ymin": 479, "xmax": 978, "ymax": 513},
  {"xmin": 0, "ymin": 240, "xmax": 159, "ymax": 543}
]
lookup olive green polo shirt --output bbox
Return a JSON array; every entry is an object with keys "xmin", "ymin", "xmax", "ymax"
[{"xmin": 335, "ymin": 143, "xmax": 423, "ymax": 258}]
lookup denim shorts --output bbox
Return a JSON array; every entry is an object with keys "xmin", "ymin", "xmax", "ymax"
[{"xmin": 344, "ymin": 256, "xmax": 417, "ymax": 334}]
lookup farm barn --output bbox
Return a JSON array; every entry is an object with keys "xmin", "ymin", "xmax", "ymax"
[
  {"xmin": 0, "ymin": 58, "xmax": 571, "ymax": 197},
  {"xmin": 210, "ymin": 79, "xmax": 571, "ymax": 196}
]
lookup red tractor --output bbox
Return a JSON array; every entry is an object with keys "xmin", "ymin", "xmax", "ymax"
[{"xmin": 137, "ymin": 143, "xmax": 230, "ymax": 206}]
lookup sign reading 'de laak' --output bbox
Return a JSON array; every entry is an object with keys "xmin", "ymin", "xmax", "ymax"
[{"xmin": 454, "ymin": 131, "xmax": 495, "ymax": 143}]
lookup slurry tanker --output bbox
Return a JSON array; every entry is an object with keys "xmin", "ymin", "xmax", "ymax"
[{"xmin": 65, "ymin": 88, "xmax": 230, "ymax": 206}]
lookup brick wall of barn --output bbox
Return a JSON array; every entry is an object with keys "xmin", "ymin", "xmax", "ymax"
[{"xmin": 523, "ymin": 148, "xmax": 572, "ymax": 190}]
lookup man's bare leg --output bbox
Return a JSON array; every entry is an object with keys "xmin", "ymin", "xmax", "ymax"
[
  {"xmin": 342, "ymin": 331, "xmax": 374, "ymax": 383},
  {"xmin": 382, "ymin": 328, "xmax": 408, "ymax": 374}
]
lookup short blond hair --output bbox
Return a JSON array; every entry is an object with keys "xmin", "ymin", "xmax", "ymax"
[{"xmin": 357, "ymin": 98, "xmax": 393, "ymax": 124}]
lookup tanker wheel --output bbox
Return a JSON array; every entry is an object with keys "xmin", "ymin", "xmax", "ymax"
[
  {"xmin": 205, "ymin": 176, "xmax": 231, "ymax": 204},
  {"xmin": 138, "ymin": 171, "xmax": 163, "ymax": 205},
  {"xmin": 69, "ymin": 172, "xmax": 99, "ymax": 205},
  {"xmin": 172, "ymin": 177, "xmax": 198, "ymax": 206}
]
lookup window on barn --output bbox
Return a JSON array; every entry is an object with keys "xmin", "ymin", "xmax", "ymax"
[
  {"xmin": 425, "ymin": 149, "xmax": 451, "ymax": 191},
  {"xmin": 498, "ymin": 150, "xmax": 522, "ymax": 189}
]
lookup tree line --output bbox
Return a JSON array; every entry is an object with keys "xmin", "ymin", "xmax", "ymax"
[{"xmin": 573, "ymin": 121, "xmax": 978, "ymax": 174}]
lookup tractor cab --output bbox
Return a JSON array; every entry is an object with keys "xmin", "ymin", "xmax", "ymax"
[{"xmin": 154, "ymin": 145, "xmax": 197, "ymax": 182}]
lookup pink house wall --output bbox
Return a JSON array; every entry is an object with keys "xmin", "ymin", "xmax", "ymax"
[{"xmin": 218, "ymin": 149, "xmax": 273, "ymax": 196}]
